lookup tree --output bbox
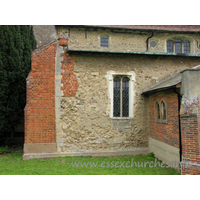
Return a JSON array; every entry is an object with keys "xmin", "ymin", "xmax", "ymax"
[{"xmin": 0, "ymin": 25, "xmax": 36, "ymax": 144}]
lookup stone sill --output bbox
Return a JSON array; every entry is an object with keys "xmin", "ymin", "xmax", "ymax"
[
  {"xmin": 156, "ymin": 119, "xmax": 168, "ymax": 124},
  {"xmin": 111, "ymin": 117, "xmax": 133, "ymax": 120}
]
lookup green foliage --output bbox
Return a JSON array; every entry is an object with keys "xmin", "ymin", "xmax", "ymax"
[
  {"xmin": 147, "ymin": 152, "xmax": 155, "ymax": 158},
  {"xmin": 0, "ymin": 146, "xmax": 12, "ymax": 154},
  {"xmin": 0, "ymin": 25, "xmax": 36, "ymax": 144}
]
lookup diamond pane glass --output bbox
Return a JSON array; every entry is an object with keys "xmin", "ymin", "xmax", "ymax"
[
  {"xmin": 175, "ymin": 39, "xmax": 182, "ymax": 53},
  {"xmin": 167, "ymin": 40, "xmax": 173, "ymax": 52},
  {"xmin": 184, "ymin": 40, "xmax": 190, "ymax": 54},
  {"xmin": 113, "ymin": 77, "xmax": 120, "ymax": 117},
  {"xmin": 122, "ymin": 77, "xmax": 129, "ymax": 117}
]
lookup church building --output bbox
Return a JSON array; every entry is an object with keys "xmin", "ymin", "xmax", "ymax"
[{"xmin": 24, "ymin": 25, "xmax": 200, "ymax": 175}]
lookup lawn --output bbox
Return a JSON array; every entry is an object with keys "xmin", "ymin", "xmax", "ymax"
[{"xmin": 0, "ymin": 152, "xmax": 180, "ymax": 175}]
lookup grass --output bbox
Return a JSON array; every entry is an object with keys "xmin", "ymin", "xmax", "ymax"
[{"xmin": 0, "ymin": 151, "xmax": 180, "ymax": 175}]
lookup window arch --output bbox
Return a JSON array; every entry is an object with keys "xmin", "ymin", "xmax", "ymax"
[{"xmin": 167, "ymin": 38, "xmax": 190, "ymax": 54}]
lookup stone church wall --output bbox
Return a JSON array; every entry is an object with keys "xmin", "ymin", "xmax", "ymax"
[
  {"xmin": 57, "ymin": 27, "xmax": 200, "ymax": 54},
  {"xmin": 55, "ymin": 36, "xmax": 200, "ymax": 153},
  {"xmin": 24, "ymin": 26, "xmax": 200, "ymax": 163}
]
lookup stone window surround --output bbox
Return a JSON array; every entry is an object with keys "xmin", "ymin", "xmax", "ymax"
[{"xmin": 107, "ymin": 71, "xmax": 135, "ymax": 119}]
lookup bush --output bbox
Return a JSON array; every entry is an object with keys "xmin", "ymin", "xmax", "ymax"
[
  {"xmin": 147, "ymin": 152, "xmax": 155, "ymax": 158},
  {"xmin": 0, "ymin": 146, "xmax": 12, "ymax": 154}
]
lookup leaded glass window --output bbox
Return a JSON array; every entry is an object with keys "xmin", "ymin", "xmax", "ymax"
[
  {"xmin": 184, "ymin": 40, "xmax": 190, "ymax": 54},
  {"xmin": 175, "ymin": 39, "xmax": 182, "ymax": 53},
  {"xmin": 100, "ymin": 35, "xmax": 109, "ymax": 47},
  {"xmin": 167, "ymin": 40, "xmax": 174, "ymax": 53},
  {"xmin": 167, "ymin": 39, "xmax": 190, "ymax": 54},
  {"xmin": 122, "ymin": 77, "xmax": 129, "ymax": 117},
  {"xmin": 113, "ymin": 76, "xmax": 130, "ymax": 117},
  {"xmin": 113, "ymin": 77, "xmax": 120, "ymax": 117}
]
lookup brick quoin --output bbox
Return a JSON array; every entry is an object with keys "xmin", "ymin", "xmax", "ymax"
[
  {"xmin": 149, "ymin": 90, "xmax": 179, "ymax": 148},
  {"xmin": 59, "ymin": 38, "xmax": 68, "ymax": 46},
  {"xmin": 59, "ymin": 38, "xmax": 79, "ymax": 97},
  {"xmin": 24, "ymin": 41, "xmax": 57, "ymax": 144}
]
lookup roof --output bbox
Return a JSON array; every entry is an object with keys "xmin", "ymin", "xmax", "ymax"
[
  {"xmin": 59, "ymin": 25, "xmax": 200, "ymax": 33},
  {"xmin": 142, "ymin": 73, "xmax": 181, "ymax": 95},
  {"xmin": 142, "ymin": 65, "xmax": 200, "ymax": 95},
  {"xmin": 86, "ymin": 25, "xmax": 200, "ymax": 32},
  {"xmin": 31, "ymin": 39, "xmax": 57, "ymax": 54}
]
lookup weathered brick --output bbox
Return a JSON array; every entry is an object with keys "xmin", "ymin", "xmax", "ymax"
[
  {"xmin": 59, "ymin": 38, "xmax": 68, "ymax": 46},
  {"xmin": 24, "ymin": 41, "xmax": 57, "ymax": 144},
  {"xmin": 149, "ymin": 90, "xmax": 179, "ymax": 148}
]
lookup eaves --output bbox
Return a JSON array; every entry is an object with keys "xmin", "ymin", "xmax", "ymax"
[
  {"xmin": 66, "ymin": 48, "xmax": 200, "ymax": 58},
  {"xmin": 56, "ymin": 25, "xmax": 200, "ymax": 34}
]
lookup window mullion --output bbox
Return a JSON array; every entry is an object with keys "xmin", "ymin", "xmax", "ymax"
[
  {"xmin": 174, "ymin": 42, "xmax": 175, "ymax": 53},
  {"xmin": 182, "ymin": 42, "xmax": 184, "ymax": 53},
  {"xmin": 120, "ymin": 78, "xmax": 122, "ymax": 117}
]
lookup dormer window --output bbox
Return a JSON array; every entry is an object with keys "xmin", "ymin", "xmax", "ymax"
[
  {"xmin": 167, "ymin": 39, "xmax": 190, "ymax": 54},
  {"xmin": 100, "ymin": 35, "xmax": 109, "ymax": 47}
]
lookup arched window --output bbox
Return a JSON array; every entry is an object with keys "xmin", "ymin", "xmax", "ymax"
[
  {"xmin": 100, "ymin": 35, "xmax": 109, "ymax": 47},
  {"xmin": 167, "ymin": 40, "xmax": 174, "ymax": 53},
  {"xmin": 175, "ymin": 38, "xmax": 182, "ymax": 53},
  {"xmin": 161, "ymin": 101, "xmax": 166, "ymax": 121},
  {"xmin": 156, "ymin": 102, "xmax": 160, "ymax": 120},
  {"xmin": 167, "ymin": 38, "xmax": 190, "ymax": 54},
  {"xmin": 155, "ymin": 100, "xmax": 167, "ymax": 123},
  {"xmin": 184, "ymin": 40, "xmax": 190, "ymax": 54},
  {"xmin": 113, "ymin": 76, "xmax": 130, "ymax": 117}
]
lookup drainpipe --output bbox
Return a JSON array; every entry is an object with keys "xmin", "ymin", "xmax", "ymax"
[
  {"xmin": 195, "ymin": 39, "xmax": 200, "ymax": 49},
  {"xmin": 146, "ymin": 32, "xmax": 154, "ymax": 52},
  {"xmin": 173, "ymin": 88, "xmax": 182, "ymax": 163}
]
